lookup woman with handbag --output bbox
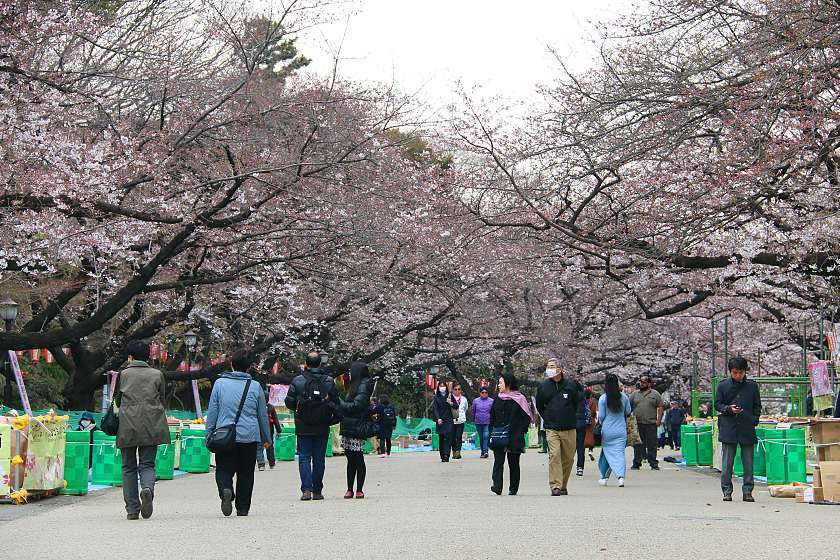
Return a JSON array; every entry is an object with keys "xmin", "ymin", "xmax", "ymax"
[
  {"xmin": 205, "ymin": 347, "xmax": 271, "ymax": 517},
  {"xmin": 595, "ymin": 373, "xmax": 632, "ymax": 487},
  {"xmin": 488, "ymin": 373, "xmax": 533, "ymax": 496},
  {"xmin": 339, "ymin": 361, "xmax": 376, "ymax": 499}
]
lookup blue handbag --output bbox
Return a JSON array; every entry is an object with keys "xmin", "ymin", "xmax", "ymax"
[{"xmin": 489, "ymin": 426, "xmax": 510, "ymax": 449}]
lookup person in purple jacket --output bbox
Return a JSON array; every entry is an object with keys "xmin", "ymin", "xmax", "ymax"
[{"xmin": 472, "ymin": 387, "xmax": 494, "ymax": 458}]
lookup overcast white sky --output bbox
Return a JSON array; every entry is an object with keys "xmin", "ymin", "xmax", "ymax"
[{"xmin": 297, "ymin": 0, "xmax": 633, "ymax": 106}]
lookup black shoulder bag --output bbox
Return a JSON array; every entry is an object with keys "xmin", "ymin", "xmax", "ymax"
[
  {"xmin": 101, "ymin": 373, "xmax": 120, "ymax": 436},
  {"xmin": 206, "ymin": 379, "xmax": 252, "ymax": 453}
]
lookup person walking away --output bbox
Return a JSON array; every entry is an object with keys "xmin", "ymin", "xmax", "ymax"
[
  {"xmin": 472, "ymin": 387, "xmax": 494, "ymax": 458},
  {"xmin": 630, "ymin": 375, "xmax": 664, "ymax": 470},
  {"xmin": 451, "ymin": 384, "xmax": 468, "ymax": 459},
  {"xmin": 574, "ymin": 384, "xmax": 593, "ymax": 476},
  {"xmin": 340, "ymin": 361, "xmax": 376, "ymax": 498},
  {"xmin": 597, "ymin": 373, "xmax": 632, "ymax": 487},
  {"xmin": 535, "ymin": 359, "xmax": 580, "ymax": 496},
  {"xmin": 206, "ymin": 348, "xmax": 271, "ymax": 516},
  {"xmin": 489, "ymin": 373, "xmax": 532, "ymax": 495},
  {"xmin": 285, "ymin": 350, "xmax": 342, "ymax": 501},
  {"xmin": 716, "ymin": 356, "xmax": 762, "ymax": 502},
  {"xmin": 257, "ymin": 399, "xmax": 282, "ymax": 471},
  {"xmin": 115, "ymin": 340, "xmax": 170, "ymax": 521},
  {"xmin": 368, "ymin": 397, "xmax": 381, "ymax": 455},
  {"xmin": 378, "ymin": 395, "xmax": 397, "ymax": 457},
  {"xmin": 667, "ymin": 401, "xmax": 687, "ymax": 450},
  {"xmin": 585, "ymin": 391, "xmax": 597, "ymax": 461},
  {"xmin": 433, "ymin": 382, "xmax": 458, "ymax": 462}
]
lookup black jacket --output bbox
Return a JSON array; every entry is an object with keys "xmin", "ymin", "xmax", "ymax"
[
  {"xmin": 536, "ymin": 377, "xmax": 580, "ymax": 431},
  {"xmin": 715, "ymin": 377, "xmax": 762, "ymax": 444},
  {"xmin": 489, "ymin": 397, "xmax": 531, "ymax": 454},
  {"xmin": 339, "ymin": 362, "xmax": 376, "ymax": 439},
  {"xmin": 285, "ymin": 368, "xmax": 340, "ymax": 437},
  {"xmin": 432, "ymin": 388, "xmax": 458, "ymax": 435}
]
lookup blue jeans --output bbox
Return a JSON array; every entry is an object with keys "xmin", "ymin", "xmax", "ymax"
[
  {"xmin": 297, "ymin": 435, "xmax": 328, "ymax": 493},
  {"xmin": 476, "ymin": 424, "xmax": 490, "ymax": 455}
]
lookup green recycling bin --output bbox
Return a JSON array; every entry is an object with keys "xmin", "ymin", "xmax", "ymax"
[
  {"xmin": 277, "ymin": 434, "xmax": 296, "ymax": 461},
  {"xmin": 362, "ymin": 438, "xmax": 371, "ymax": 455},
  {"xmin": 785, "ymin": 428, "xmax": 807, "ymax": 483},
  {"xmin": 155, "ymin": 431, "xmax": 177, "ymax": 480},
  {"xmin": 179, "ymin": 429, "xmax": 210, "ymax": 473},
  {"xmin": 754, "ymin": 427, "xmax": 767, "ymax": 477},
  {"xmin": 91, "ymin": 431, "xmax": 122, "ymax": 486},
  {"xmin": 61, "ymin": 430, "xmax": 90, "ymax": 495},
  {"xmin": 682, "ymin": 424, "xmax": 712, "ymax": 466},
  {"xmin": 764, "ymin": 429, "xmax": 787, "ymax": 484}
]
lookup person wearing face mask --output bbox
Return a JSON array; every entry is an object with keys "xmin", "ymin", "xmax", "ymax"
[
  {"xmin": 77, "ymin": 412, "xmax": 99, "ymax": 466},
  {"xmin": 432, "ymin": 381, "xmax": 458, "ymax": 462},
  {"xmin": 535, "ymin": 358, "xmax": 580, "ymax": 496},
  {"xmin": 451, "ymin": 384, "xmax": 469, "ymax": 459},
  {"xmin": 629, "ymin": 375, "xmax": 664, "ymax": 471}
]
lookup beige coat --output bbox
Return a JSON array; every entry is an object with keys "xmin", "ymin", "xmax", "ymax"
[{"xmin": 115, "ymin": 361, "xmax": 170, "ymax": 448}]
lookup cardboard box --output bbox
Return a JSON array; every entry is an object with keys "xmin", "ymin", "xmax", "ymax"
[
  {"xmin": 811, "ymin": 421, "xmax": 840, "ymax": 445},
  {"xmin": 813, "ymin": 486, "xmax": 824, "ymax": 503},
  {"xmin": 818, "ymin": 461, "xmax": 840, "ymax": 502},
  {"xmin": 813, "ymin": 465, "xmax": 822, "ymax": 487}
]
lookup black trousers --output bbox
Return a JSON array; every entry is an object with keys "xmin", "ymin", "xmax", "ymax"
[
  {"xmin": 379, "ymin": 427, "xmax": 393, "ymax": 455},
  {"xmin": 438, "ymin": 431, "xmax": 452, "ymax": 460},
  {"xmin": 215, "ymin": 442, "xmax": 258, "ymax": 513},
  {"xmin": 452, "ymin": 423, "xmax": 465, "ymax": 453},
  {"xmin": 345, "ymin": 450, "xmax": 366, "ymax": 492},
  {"xmin": 492, "ymin": 449, "xmax": 521, "ymax": 494},
  {"xmin": 632, "ymin": 423, "xmax": 659, "ymax": 468},
  {"xmin": 576, "ymin": 427, "xmax": 587, "ymax": 470}
]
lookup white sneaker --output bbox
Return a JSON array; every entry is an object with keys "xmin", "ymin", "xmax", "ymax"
[
  {"xmin": 379, "ymin": 454, "xmax": 386, "ymax": 458},
  {"xmin": 598, "ymin": 478, "xmax": 608, "ymax": 486},
  {"xmin": 618, "ymin": 477, "xmax": 625, "ymax": 487}
]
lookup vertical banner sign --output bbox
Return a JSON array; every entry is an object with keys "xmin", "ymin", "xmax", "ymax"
[
  {"xmin": 7, "ymin": 351, "xmax": 32, "ymax": 415},
  {"xmin": 191, "ymin": 379, "xmax": 203, "ymax": 419},
  {"xmin": 268, "ymin": 384, "xmax": 290, "ymax": 407},
  {"xmin": 23, "ymin": 417, "xmax": 68, "ymax": 490},
  {"xmin": 808, "ymin": 360, "xmax": 833, "ymax": 412}
]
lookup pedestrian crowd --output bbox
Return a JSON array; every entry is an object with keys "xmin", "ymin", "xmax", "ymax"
[{"xmin": 107, "ymin": 340, "xmax": 764, "ymax": 519}]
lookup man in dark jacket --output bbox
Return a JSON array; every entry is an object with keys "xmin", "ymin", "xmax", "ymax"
[
  {"xmin": 716, "ymin": 356, "xmax": 762, "ymax": 502},
  {"xmin": 285, "ymin": 350, "xmax": 341, "ymax": 501},
  {"xmin": 535, "ymin": 359, "xmax": 579, "ymax": 496},
  {"xmin": 115, "ymin": 340, "xmax": 170, "ymax": 520}
]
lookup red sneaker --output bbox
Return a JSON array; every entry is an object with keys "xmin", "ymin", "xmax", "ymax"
[
  {"xmin": 355, "ymin": 491, "xmax": 365, "ymax": 499},
  {"xmin": 344, "ymin": 490, "xmax": 354, "ymax": 499}
]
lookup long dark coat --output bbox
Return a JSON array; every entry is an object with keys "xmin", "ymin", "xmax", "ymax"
[
  {"xmin": 715, "ymin": 377, "xmax": 762, "ymax": 445},
  {"xmin": 115, "ymin": 361, "xmax": 170, "ymax": 448}
]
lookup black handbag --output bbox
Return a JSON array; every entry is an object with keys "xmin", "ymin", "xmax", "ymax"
[
  {"xmin": 488, "ymin": 426, "xmax": 510, "ymax": 449},
  {"xmin": 101, "ymin": 373, "xmax": 120, "ymax": 436},
  {"xmin": 206, "ymin": 379, "xmax": 252, "ymax": 453}
]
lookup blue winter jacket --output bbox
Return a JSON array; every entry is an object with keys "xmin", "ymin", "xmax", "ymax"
[{"xmin": 206, "ymin": 372, "xmax": 270, "ymax": 445}]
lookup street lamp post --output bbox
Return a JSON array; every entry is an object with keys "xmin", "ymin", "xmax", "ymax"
[
  {"xmin": 184, "ymin": 330, "xmax": 202, "ymax": 419},
  {"xmin": 0, "ymin": 298, "xmax": 19, "ymax": 406}
]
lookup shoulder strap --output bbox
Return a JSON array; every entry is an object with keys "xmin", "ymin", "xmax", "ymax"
[{"xmin": 233, "ymin": 379, "xmax": 252, "ymax": 426}]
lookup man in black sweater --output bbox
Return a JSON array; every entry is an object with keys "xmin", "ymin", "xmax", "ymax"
[{"xmin": 536, "ymin": 359, "xmax": 580, "ymax": 496}]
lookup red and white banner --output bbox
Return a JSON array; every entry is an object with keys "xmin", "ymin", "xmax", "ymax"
[
  {"xmin": 44, "ymin": 350, "xmax": 54, "ymax": 364},
  {"xmin": 271, "ymin": 361, "xmax": 280, "ymax": 375}
]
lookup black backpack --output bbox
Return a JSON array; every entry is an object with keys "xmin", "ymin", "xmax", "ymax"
[
  {"xmin": 296, "ymin": 374, "xmax": 334, "ymax": 425},
  {"xmin": 382, "ymin": 405, "xmax": 397, "ymax": 428}
]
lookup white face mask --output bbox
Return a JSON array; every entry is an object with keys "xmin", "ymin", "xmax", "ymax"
[
  {"xmin": 546, "ymin": 368, "xmax": 558, "ymax": 377},
  {"xmin": 439, "ymin": 387, "xmax": 447, "ymax": 394}
]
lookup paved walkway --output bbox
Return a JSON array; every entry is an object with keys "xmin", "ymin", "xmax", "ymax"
[{"xmin": 2, "ymin": 449, "xmax": 838, "ymax": 559}]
